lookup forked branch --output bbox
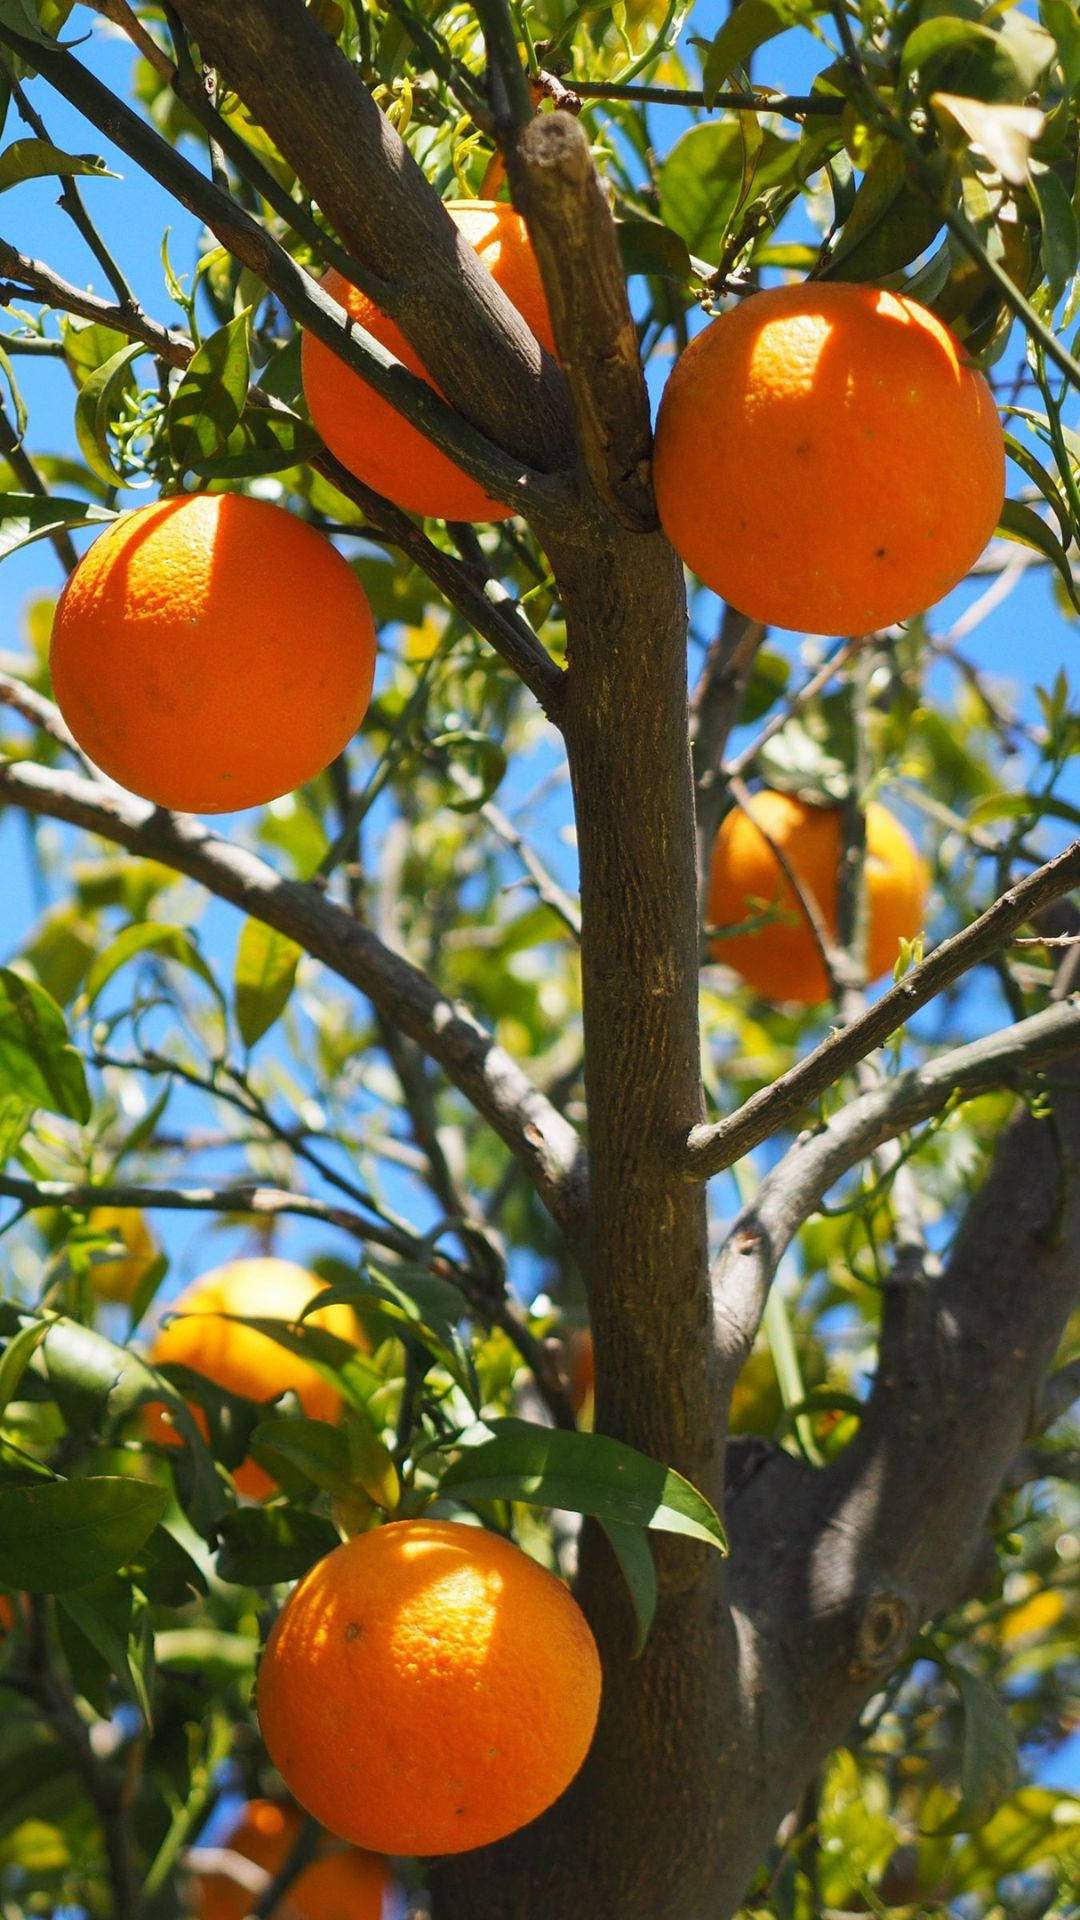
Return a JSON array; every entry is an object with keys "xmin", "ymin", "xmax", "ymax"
[{"xmin": 0, "ymin": 756, "xmax": 588, "ymax": 1237}]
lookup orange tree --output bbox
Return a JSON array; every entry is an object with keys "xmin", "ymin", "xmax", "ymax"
[{"xmin": 0, "ymin": 2, "xmax": 1079, "ymax": 1917}]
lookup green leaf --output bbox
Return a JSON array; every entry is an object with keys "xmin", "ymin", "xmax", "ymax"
[
  {"xmin": 931, "ymin": 93, "xmax": 1042, "ymax": 187},
  {"xmin": 997, "ymin": 499, "xmax": 1080, "ymax": 611},
  {"xmin": 438, "ymin": 1421, "xmax": 728, "ymax": 1549},
  {"xmin": 924, "ymin": 1661, "xmax": 1021, "ymax": 1834},
  {"xmin": 0, "ymin": 340, "xmax": 26, "ymax": 440},
  {"xmin": 0, "ymin": 966, "xmax": 90, "ymax": 1122},
  {"xmin": 0, "ymin": 1093, "xmax": 31, "ymax": 1165},
  {"xmin": 73, "ymin": 339, "xmax": 146, "ymax": 488},
  {"xmin": 615, "ymin": 216, "xmax": 693, "ymax": 281},
  {"xmin": 214, "ymin": 1505, "xmax": 339, "ymax": 1586},
  {"xmin": 0, "ymin": 137, "xmax": 115, "ymax": 192},
  {"xmin": 82, "ymin": 922, "xmax": 224, "ymax": 1011},
  {"xmin": 598, "ymin": 1518, "xmax": 657, "ymax": 1657},
  {"xmin": 0, "ymin": 0, "xmax": 81, "ymax": 47},
  {"xmin": 0, "ymin": 1477, "xmax": 168, "ymax": 1591},
  {"xmin": 825, "ymin": 142, "xmax": 943, "ymax": 281},
  {"xmin": 658, "ymin": 121, "xmax": 796, "ymax": 265},
  {"xmin": 699, "ymin": 0, "xmax": 825, "ymax": 106},
  {"xmin": 901, "ymin": 17, "xmax": 1050, "ymax": 105},
  {"xmin": 0, "ymin": 1316, "xmax": 48, "ymax": 1418},
  {"xmin": 186, "ymin": 404, "xmax": 319, "ymax": 481},
  {"xmin": 57, "ymin": 1577, "xmax": 152, "ymax": 1726},
  {"xmin": 167, "ymin": 310, "xmax": 252, "ymax": 471},
  {"xmin": 1029, "ymin": 163, "xmax": 1079, "ymax": 305},
  {"xmin": 248, "ymin": 1414, "xmax": 356, "ymax": 1496},
  {"xmin": 0, "ymin": 490, "xmax": 114, "ymax": 560},
  {"xmin": 1041, "ymin": 0, "xmax": 1080, "ymax": 86},
  {"xmin": 234, "ymin": 917, "xmax": 302, "ymax": 1048}
]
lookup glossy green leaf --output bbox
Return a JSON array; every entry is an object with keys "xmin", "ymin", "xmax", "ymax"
[
  {"xmin": 187, "ymin": 404, "xmax": 319, "ymax": 481},
  {"xmin": 0, "ymin": 1316, "xmax": 48, "ymax": 1418},
  {"xmin": 82, "ymin": 922, "xmax": 224, "ymax": 1011},
  {"xmin": 997, "ymin": 499, "xmax": 1080, "ymax": 611},
  {"xmin": 1029, "ymin": 162, "xmax": 1079, "ymax": 305},
  {"xmin": 438, "ymin": 1421, "xmax": 727, "ymax": 1549},
  {"xmin": 73, "ymin": 338, "xmax": 146, "ymax": 488},
  {"xmin": 234, "ymin": 917, "xmax": 303, "ymax": 1048},
  {"xmin": 901, "ymin": 16, "xmax": 1051, "ymax": 105},
  {"xmin": 0, "ymin": 1477, "xmax": 167, "ymax": 1591},
  {"xmin": 1041, "ymin": 0, "xmax": 1080, "ymax": 86},
  {"xmin": 154, "ymin": 1626, "xmax": 257, "ymax": 1676},
  {"xmin": 616, "ymin": 216, "xmax": 693, "ymax": 281},
  {"xmin": 825, "ymin": 142, "xmax": 943, "ymax": 281},
  {"xmin": 0, "ymin": 138, "xmax": 114, "ymax": 192},
  {"xmin": 249, "ymin": 1414, "xmax": 356, "ymax": 1496},
  {"xmin": 57, "ymin": 1576, "xmax": 152, "ymax": 1725},
  {"xmin": 0, "ymin": 490, "xmax": 114, "ymax": 559},
  {"xmin": 931, "ymin": 93, "xmax": 1042, "ymax": 186},
  {"xmin": 214, "ymin": 1504, "xmax": 339, "ymax": 1586},
  {"xmin": 658, "ymin": 121, "xmax": 796, "ymax": 265},
  {"xmin": 167, "ymin": 310, "xmax": 251, "ymax": 471},
  {"xmin": 599, "ymin": 1518, "xmax": 657, "ymax": 1657},
  {"xmin": 0, "ymin": 966, "xmax": 90, "ymax": 1122}
]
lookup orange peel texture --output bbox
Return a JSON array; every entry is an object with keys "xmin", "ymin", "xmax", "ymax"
[
  {"xmin": 50, "ymin": 491, "xmax": 376, "ymax": 813},
  {"xmin": 653, "ymin": 282, "xmax": 1005, "ymax": 635},
  {"xmin": 257, "ymin": 1518, "xmax": 602, "ymax": 1856}
]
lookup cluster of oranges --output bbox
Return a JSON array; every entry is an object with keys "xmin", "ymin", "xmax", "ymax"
[
  {"xmin": 133, "ymin": 1256, "xmax": 601, "ymax": 1863},
  {"xmin": 48, "ymin": 199, "xmax": 1004, "ymax": 833}
]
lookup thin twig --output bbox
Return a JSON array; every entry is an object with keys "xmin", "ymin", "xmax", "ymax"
[
  {"xmin": 711, "ymin": 996, "xmax": 1080, "ymax": 1356},
  {"xmin": 723, "ymin": 635, "xmax": 870, "ymax": 783},
  {"xmin": 571, "ymin": 79, "xmax": 840, "ymax": 117},
  {"xmin": 8, "ymin": 73, "xmax": 136, "ymax": 309},
  {"xmin": 683, "ymin": 835, "xmax": 1080, "ymax": 1178},
  {"xmin": 0, "ymin": 400, "xmax": 78, "ymax": 575}
]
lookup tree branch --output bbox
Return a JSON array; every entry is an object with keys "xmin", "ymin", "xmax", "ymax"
[
  {"xmin": 681, "ymin": 835, "xmax": 1080, "ymax": 1178},
  {"xmin": 711, "ymin": 997, "xmax": 1080, "ymax": 1364},
  {"xmin": 0, "ymin": 237, "xmax": 564, "ymax": 712},
  {"xmin": 0, "ymin": 757, "xmax": 587, "ymax": 1236},
  {"xmin": 506, "ymin": 109, "xmax": 656, "ymax": 528},
  {"xmin": 0, "ymin": 17, "xmax": 570, "ymax": 518},
  {"xmin": 165, "ymin": 0, "xmax": 573, "ymax": 485}
]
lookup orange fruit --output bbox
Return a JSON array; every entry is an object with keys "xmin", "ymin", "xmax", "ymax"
[
  {"xmin": 0, "ymin": 1594, "xmax": 16, "ymax": 1637},
  {"xmin": 301, "ymin": 200, "xmax": 556, "ymax": 521},
  {"xmin": 50, "ymin": 492, "xmax": 376, "ymax": 813},
  {"xmin": 194, "ymin": 1799, "xmax": 388, "ymax": 1920},
  {"xmin": 146, "ymin": 1257, "xmax": 360, "ymax": 1501},
  {"xmin": 653, "ymin": 282, "xmax": 1005, "ymax": 634},
  {"xmin": 87, "ymin": 1206, "xmax": 158, "ymax": 1303},
  {"xmin": 257, "ymin": 1517, "xmax": 602, "ymax": 1856},
  {"xmin": 707, "ymin": 790, "xmax": 927, "ymax": 1005}
]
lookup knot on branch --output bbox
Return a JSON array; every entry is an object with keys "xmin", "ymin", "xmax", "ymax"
[{"xmin": 849, "ymin": 1588, "xmax": 913, "ymax": 1681}]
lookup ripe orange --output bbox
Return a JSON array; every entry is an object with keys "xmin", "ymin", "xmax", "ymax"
[
  {"xmin": 257, "ymin": 1517, "xmax": 602, "ymax": 1856},
  {"xmin": 653, "ymin": 282, "xmax": 1005, "ymax": 635},
  {"xmin": 194, "ymin": 1799, "xmax": 388, "ymax": 1920},
  {"xmin": 707, "ymin": 790, "xmax": 927, "ymax": 1005},
  {"xmin": 87, "ymin": 1206, "xmax": 158, "ymax": 1303},
  {"xmin": 301, "ymin": 200, "xmax": 556, "ymax": 521},
  {"xmin": 146, "ymin": 1257, "xmax": 360, "ymax": 1500},
  {"xmin": 50, "ymin": 492, "xmax": 376, "ymax": 813}
]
